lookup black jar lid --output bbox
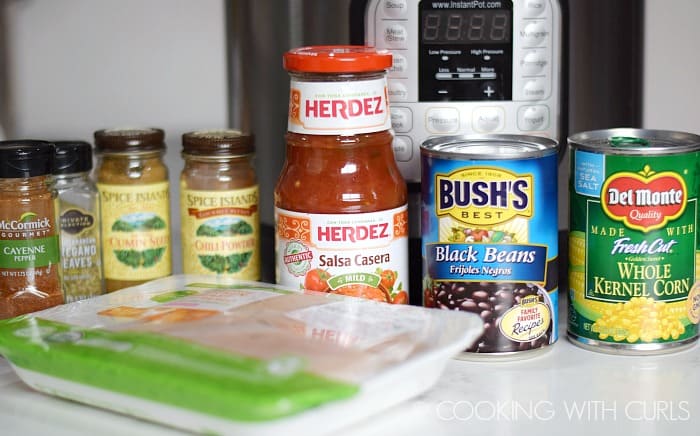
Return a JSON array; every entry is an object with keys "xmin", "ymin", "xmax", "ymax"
[
  {"xmin": 181, "ymin": 129, "xmax": 254, "ymax": 157},
  {"xmin": 0, "ymin": 140, "xmax": 55, "ymax": 178},
  {"xmin": 53, "ymin": 141, "xmax": 94, "ymax": 174},
  {"xmin": 94, "ymin": 127, "xmax": 165, "ymax": 153}
]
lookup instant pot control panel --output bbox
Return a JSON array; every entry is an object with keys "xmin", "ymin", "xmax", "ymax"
[{"xmin": 365, "ymin": 0, "xmax": 561, "ymax": 181}]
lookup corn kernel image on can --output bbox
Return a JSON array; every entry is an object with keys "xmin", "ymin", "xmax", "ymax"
[
  {"xmin": 421, "ymin": 135, "xmax": 559, "ymax": 358},
  {"xmin": 568, "ymin": 129, "xmax": 700, "ymax": 354}
]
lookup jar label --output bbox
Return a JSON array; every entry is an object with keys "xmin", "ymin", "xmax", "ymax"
[
  {"xmin": 180, "ymin": 185, "xmax": 260, "ymax": 279},
  {"xmin": 59, "ymin": 206, "xmax": 103, "ymax": 302},
  {"xmin": 287, "ymin": 77, "xmax": 392, "ymax": 135},
  {"xmin": 98, "ymin": 182, "xmax": 172, "ymax": 281},
  {"xmin": 569, "ymin": 150, "xmax": 699, "ymax": 345},
  {"xmin": 0, "ymin": 208, "xmax": 60, "ymax": 269},
  {"xmin": 275, "ymin": 205, "xmax": 409, "ymax": 304}
]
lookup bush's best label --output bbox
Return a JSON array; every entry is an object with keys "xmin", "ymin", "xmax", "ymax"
[
  {"xmin": 569, "ymin": 150, "xmax": 699, "ymax": 346},
  {"xmin": 436, "ymin": 167, "xmax": 533, "ymax": 226}
]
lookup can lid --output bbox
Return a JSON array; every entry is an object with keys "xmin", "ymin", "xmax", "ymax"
[
  {"xmin": 182, "ymin": 129, "xmax": 254, "ymax": 156},
  {"xmin": 54, "ymin": 141, "xmax": 93, "ymax": 174},
  {"xmin": 421, "ymin": 134, "xmax": 558, "ymax": 160},
  {"xmin": 94, "ymin": 127, "xmax": 165, "ymax": 153},
  {"xmin": 283, "ymin": 46, "xmax": 393, "ymax": 73},
  {"xmin": 0, "ymin": 140, "xmax": 55, "ymax": 178},
  {"xmin": 568, "ymin": 128, "xmax": 700, "ymax": 155}
]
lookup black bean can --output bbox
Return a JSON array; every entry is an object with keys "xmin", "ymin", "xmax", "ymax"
[{"xmin": 421, "ymin": 135, "xmax": 559, "ymax": 358}]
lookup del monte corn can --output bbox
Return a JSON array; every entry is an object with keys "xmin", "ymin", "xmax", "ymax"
[
  {"xmin": 568, "ymin": 128, "xmax": 700, "ymax": 354},
  {"xmin": 421, "ymin": 134, "xmax": 559, "ymax": 358}
]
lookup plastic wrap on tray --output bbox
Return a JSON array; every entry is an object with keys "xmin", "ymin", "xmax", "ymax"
[{"xmin": 0, "ymin": 275, "xmax": 482, "ymax": 436}]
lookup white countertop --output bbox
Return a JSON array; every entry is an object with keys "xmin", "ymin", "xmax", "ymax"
[{"xmin": 1, "ymin": 315, "xmax": 698, "ymax": 436}]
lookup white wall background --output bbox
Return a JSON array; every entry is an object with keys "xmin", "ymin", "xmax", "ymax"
[
  {"xmin": 0, "ymin": 0, "xmax": 698, "ymax": 273},
  {"xmin": 643, "ymin": 0, "xmax": 700, "ymax": 132},
  {"xmin": 0, "ymin": 0, "xmax": 228, "ymax": 273}
]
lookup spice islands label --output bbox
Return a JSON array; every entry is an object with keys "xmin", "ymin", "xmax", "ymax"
[
  {"xmin": 98, "ymin": 182, "xmax": 171, "ymax": 280},
  {"xmin": 180, "ymin": 185, "xmax": 260, "ymax": 279},
  {"xmin": 569, "ymin": 151, "xmax": 699, "ymax": 345}
]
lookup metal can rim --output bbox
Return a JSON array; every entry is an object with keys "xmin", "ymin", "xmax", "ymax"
[
  {"xmin": 420, "ymin": 134, "xmax": 559, "ymax": 160},
  {"xmin": 568, "ymin": 128, "xmax": 700, "ymax": 155}
]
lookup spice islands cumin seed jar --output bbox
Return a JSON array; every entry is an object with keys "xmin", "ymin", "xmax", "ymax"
[
  {"xmin": 180, "ymin": 130, "xmax": 260, "ymax": 279},
  {"xmin": 275, "ymin": 46, "xmax": 409, "ymax": 304},
  {"xmin": 54, "ymin": 141, "xmax": 105, "ymax": 302},
  {"xmin": 568, "ymin": 128, "xmax": 700, "ymax": 354},
  {"xmin": 0, "ymin": 140, "xmax": 63, "ymax": 319},
  {"xmin": 94, "ymin": 128, "xmax": 172, "ymax": 292}
]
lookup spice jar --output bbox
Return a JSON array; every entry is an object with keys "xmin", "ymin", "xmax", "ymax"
[
  {"xmin": 54, "ymin": 141, "xmax": 105, "ymax": 302},
  {"xmin": 0, "ymin": 140, "xmax": 63, "ymax": 319},
  {"xmin": 275, "ymin": 46, "xmax": 409, "ymax": 303},
  {"xmin": 94, "ymin": 128, "xmax": 172, "ymax": 292},
  {"xmin": 180, "ymin": 130, "xmax": 260, "ymax": 279}
]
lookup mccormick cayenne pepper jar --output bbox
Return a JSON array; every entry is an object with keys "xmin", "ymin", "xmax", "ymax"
[
  {"xmin": 275, "ymin": 46, "xmax": 409, "ymax": 304},
  {"xmin": 94, "ymin": 128, "xmax": 172, "ymax": 292},
  {"xmin": 180, "ymin": 130, "xmax": 260, "ymax": 279},
  {"xmin": 0, "ymin": 140, "xmax": 63, "ymax": 319}
]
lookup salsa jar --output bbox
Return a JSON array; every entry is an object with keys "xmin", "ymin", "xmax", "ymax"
[
  {"xmin": 275, "ymin": 46, "xmax": 409, "ymax": 304},
  {"xmin": 94, "ymin": 128, "xmax": 172, "ymax": 292},
  {"xmin": 0, "ymin": 140, "xmax": 63, "ymax": 319},
  {"xmin": 180, "ymin": 129, "xmax": 260, "ymax": 279}
]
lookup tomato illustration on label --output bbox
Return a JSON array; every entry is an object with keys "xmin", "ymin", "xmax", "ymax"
[
  {"xmin": 304, "ymin": 268, "xmax": 331, "ymax": 292},
  {"xmin": 602, "ymin": 165, "xmax": 687, "ymax": 232}
]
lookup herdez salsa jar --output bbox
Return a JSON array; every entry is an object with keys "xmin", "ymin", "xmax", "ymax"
[
  {"xmin": 94, "ymin": 128, "xmax": 172, "ymax": 292},
  {"xmin": 275, "ymin": 46, "xmax": 409, "ymax": 304}
]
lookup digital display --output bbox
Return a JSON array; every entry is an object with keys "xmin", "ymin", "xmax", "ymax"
[{"xmin": 421, "ymin": 10, "xmax": 512, "ymax": 44}]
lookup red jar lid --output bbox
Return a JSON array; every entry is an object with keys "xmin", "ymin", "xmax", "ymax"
[{"xmin": 283, "ymin": 46, "xmax": 392, "ymax": 73}]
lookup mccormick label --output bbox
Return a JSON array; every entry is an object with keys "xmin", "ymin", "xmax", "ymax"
[
  {"xmin": 98, "ymin": 182, "xmax": 171, "ymax": 281},
  {"xmin": 180, "ymin": 185, "xmax": 260, "ymax": 279},
  {"xmin": 569, "ymin": 150, "xmax": 699, "ymax": 347},
  {"xmin": 0, "ymin": 210, "xmax": 60, "ymax": 273},
  {"xmin": 287, "ymin": 78, "xmax": 391, "ymax": 136},
  {"xmin": 275, "ymin": 206, "xmax": 409, "ymax": 304},
  {"xmin": 422, "ymin": 145, "xmax": 559, "ymax": 354}
]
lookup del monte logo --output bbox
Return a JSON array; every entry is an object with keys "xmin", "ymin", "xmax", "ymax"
[{"xmin": 602, "ymin": 165, "xmax": 686, "ymax": 232}]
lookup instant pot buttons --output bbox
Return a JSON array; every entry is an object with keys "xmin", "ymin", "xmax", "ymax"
[
  {"xmin": 520, "ymin": 21, "xmax": 549, "ymax": 47},
  {"xmin": 426, "ymin": 108, "xmax": 460, "ymax": 134},
  {"xmin": 522, "ymin": 78, "xmax": 548, "ymax": 100},
  {"xmin": 381, "ymin": 23, "xmax": 408, "ymax": 49},
  {"xmin": 389, "ymin": 52, "xmax": 408, "ymax": 77},
  {"xmin": 472, "ymin": 107, "xmax": 505, "ymax": 133},
  {"xmin": 520, "ymin": 50, "xmax": 548, "ymax": 76},
  {"xmin": 390, "ymin": 107, "xmax": 412, "ymax": 133},
  {"xmin": 523, "ymin": 0, "xmax": 547, "ymax": 18},
  {"xmin": 381, "ymin": 0, "xmax": 408, "ymax": 18},
  {"xmin": 392, "ymin": 135, "xmax": 413, "ymax": 162},
  {"xmin": 388, "ymin": 81, "xmax": 409, "ymax": 102},
  {"xmin": 517, "ymin": 105, "xmax": 549, "ymax": 131}
]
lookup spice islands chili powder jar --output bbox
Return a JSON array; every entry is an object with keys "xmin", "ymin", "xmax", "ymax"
[
  {"xmin": 94, "ymin": 128, "xmax": 172, "ymax": 292},
  {"xmin": 180, "ymin": 130, "xmax": 260, "ymax": 279},
  {"xmin": 0, "ymin": 140, "xmax": 63, "ymax": 319},
  {"xmin": 275, "ymin": 46, "xmax": 409, "ymax": 304}
]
